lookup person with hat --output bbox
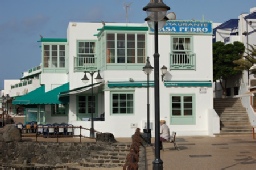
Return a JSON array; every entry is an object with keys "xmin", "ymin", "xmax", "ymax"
[{"xmin": 159, "ymin": 119, "xmax": 170, "ymax": 150}]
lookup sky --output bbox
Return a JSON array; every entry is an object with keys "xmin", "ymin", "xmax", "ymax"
[{"xmin": 0, "ymin": 0, "xmax": 255, "ymax": 90}]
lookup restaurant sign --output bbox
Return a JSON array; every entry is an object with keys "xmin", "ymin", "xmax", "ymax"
[{"xmin": 150, "ymin": 20, "xmax": 212, "ymax": 34}]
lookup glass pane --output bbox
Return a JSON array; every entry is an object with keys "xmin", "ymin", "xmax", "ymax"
[
  {"xmin": 79, "ymin": 42, "xmax": 84, "ymax": 47},
  {"xmin": 120, "ymin": 108, "xmax": 126, "ymax": 113},
  {"xmin": 172, "ymin": 103, "xmax": 181, "ymax": 109},
  {"xmin": 127, "ymin": 94, "xmax": 133, "ymax": 100},
  {"xmin": 137, "ymin": 34, "xmax": 145, "ymax": 41},
  {"xmin": 52, "ymin": 45, "xmax": 57, "ymax": 50},
  {"xmin": 44, "ymin": 45, "xmax": 49, "ymax": 50},
  {"xmin": 79, "ymin": 108, "xmax": 85, "ymax": 113},
  {"xmin": 107, "ymin": 42, "xmax": 115, "ymax": 48},
  {"xmin": 120, "ymin": 101, "xmax": 126, "ymax": 107},
  {"xmin": 112, "ymin": 108, "xmax": 118, "ymax": 114},
  {"xmin": 44, "ymin": 51, "xmax": 49, "ymax": 56},
  {"xmin": 172, "ymin": 110, "xmax": 181, "ymax": 116},
  {"xmin": 113, "ymin": 100, "xmax": 118, "ymax": 107},
  {"xmin": 127, "ymin": 108, "xmax": 133, "ymax": 113},
  {"xmin": 52, "ymin": 51, "xmax": 57, "ymax": 56},
  {"xmin": 107, "ymin": 34, "xmax": 115, "ymax": 40},
  {"xmin": 127, "ymin": 57, "xmax": 135, "ymax": 63},
  {"xmin": 79, "ymin": 96, "xmax": 85, "ymax": 101},
  {"xmin": 184, "ymin": 103, "xmax": 192, "ymax": 108},
  {"xmin": 127, "ymin": 42, "xmax": 135, "ymax": 48},
  {"xmin": 184, "ymin": 109, "xmax": 192, "ymax": 116},
  {"xmin": 127, "ymin": 34, "xmax": 135, "ymax": 40},
  {"xmin": 60, "ymin": 45, "xmax": 65, "ymax": 50},
  {"xmin": 79, "ymin": 103, "xmax": 85, "ymax": 107},
  {"xmin": 137, "ymin": 49, "xmax": 145, "ymax": 56},
  {"xmin": 59, "ymin": 51, "xmax": 65, "ymax": 56},
  {"xmin": 127, "ymin": 101, "xmax": 133, "ymax": 107},
  {"xmin": 117, "ymin": 57, "xmax": 125, "ymax": 63},
  {"xmin": 172, "ymin": 96, "xmax": 181, "ymax": 102},
  {"xmin": 117, "ymin": 34, "xmax": 125, "ymax": 40},
  {"xmin": 137, "ymin": 42, "xmax": 145, "ymax": 48},
  {"xmin": 117, "ymin": 49, "xmax": 125, "ymax": 56},
  {"xmin": 184, "ymin": 96, "xmax": 192, "ymax": 102},
  {"xmin": 120, "ymin": 94, "xmax": 126, "ymax": 100},
  {"xmin": 137, "ymin": 57, "xmax": 144, "ymax": 63},
  {"xmin": 127, "ymin": 49, "xmax": 135, "ymax": 56}
]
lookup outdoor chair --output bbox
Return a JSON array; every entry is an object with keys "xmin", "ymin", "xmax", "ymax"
[
  {"xmin": 48, "ymin": 124, "xmax": 55, "ymax": 137},
  {"xmin": 25, "ymin": 123, "xmax": 31, "ymax": 133},
  {"xmin": 66, "ymin": 124, "xmax": 73, "ymax": 136},
  {"xmin": 37, "ymin": 124, "xmax": 43, "ymax": 134},
  {"xmin": 163, "ymin": 131, "xmax": 179, "ymax": 151}
]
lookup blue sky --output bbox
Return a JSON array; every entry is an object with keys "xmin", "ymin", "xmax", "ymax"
[{"xmin": 0, "ymin": 0, "xmax": 255, "ymax": 90}]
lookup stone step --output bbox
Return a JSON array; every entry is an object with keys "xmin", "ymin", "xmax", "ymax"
[
  {"xmin": 80, "ymin": 162, "xmax": 124, "ymax": 168},
  {"xmin": 221, "ymin": 129, "xmax": 252, "ymax": 133},
  {"xmin": 89, "ymin": 154, "xmax": 127, "ymax": 160},
  {"xmin": 221, "ymin": 122, "xmax": 251, "ymax": 125},
  {"xmin": 221, "ymin": 126, "xmax": 252, "ymax": 130},
  {"xmin": 220, "ymin": 117, "xmax": 249, "ymax": 120}
]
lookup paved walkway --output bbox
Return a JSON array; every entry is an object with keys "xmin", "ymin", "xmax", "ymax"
[
  {"xmin": 21, "ymin": 134, "xmax": 256, "ymax": 170},
  {"xmin": 147, "ymin": 134, "xmax": 256, "ymax": 170}
]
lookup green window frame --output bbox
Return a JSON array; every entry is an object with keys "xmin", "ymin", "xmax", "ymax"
[
  {"xmin": 51, "ymin": 104, "xmax": 67, "ymax": 116},
  {"xmin": 110, "ymin": 92, "xmax": 134, "ymax": 114},
  {"xmin": 170, "ymin": 94, "xmax": 195, "ymax": 125},
  {"xmin": 43, "ymin": 44, "xmax": 66, "ymax": 68},
  {"xmin": 170, "ymin": 36, "xmax": 195, "ymax": 70},
  {"xmin": 77, "ymin": 95, "xmax": 97, "ymax": 120},
  {"xmin": 106, "ymin": 33, "xmax": 146, "ymax": 64}
]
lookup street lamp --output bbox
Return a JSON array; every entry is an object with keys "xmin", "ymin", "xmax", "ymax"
[
  {"xmin": 1, "ymin": 94, "xmax": 10, "ymax": 127},
  {"xmin": 81, "ymin": 70, "xmax": 103, "ymax": 138},
  {"xmin": 143, "ymin": 0, "xmax": 170, "ymax": 169},
  {"xmin": 143, "ymin": 56, "xmax": 154, "ymax": 145}
]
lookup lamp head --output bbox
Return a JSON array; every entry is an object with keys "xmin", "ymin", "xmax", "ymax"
[
  {"xmin": 95, "ymin": 70, "xmax": 103, "ymax": 83},
  {"xmin": 81, "ymin": 72, "xmax": 89, "ymax": 84},
  {"xmin": 143, "ymin": 0, "xmax": 170, "ymax": 22},
  {"xmin": 143, "ymin": 57, "xmax": 154, "ymax": 75}
]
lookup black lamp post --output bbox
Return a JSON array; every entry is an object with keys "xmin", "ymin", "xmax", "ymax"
[
  {"xmin": 81, "ymin": 70, "xmax": 103, "ymax": 138},
  {"xmin": 1, "ymin": 94, "xmax": 10, "ymax": 127},
  {"xmin": 143, "ymin": 56, "xmax": 154, "ymax": 145},
  {"xmin": 143, "ymin": 0, "xmax": 170, "ymax": 169}
]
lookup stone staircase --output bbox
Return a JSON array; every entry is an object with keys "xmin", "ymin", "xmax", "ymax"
[
  {"xmin": 214, "ymin": 98, "xmax": 252, "ymax": 135},
  {"xmin": 79, "ymin": 143, "xmax": 130, "ymax": 168}
]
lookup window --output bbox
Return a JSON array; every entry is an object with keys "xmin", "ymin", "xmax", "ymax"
[
  {"xmin": 78, "ymin": 95, "xmax": 96, "ymax": 114},
  {"xmin": 111, "ymin": 92, "xmax": 134, "ymax": 114},
  {"xmin": 170, "ymin": 37, "xmax": 195, "ymax": 70},
  {"xmin": 77, "ymin": 41, "xmax": 96, "ymax": 65},
  {"xmin": 51, "ymin": 104, "xmax": 66, "ymax": 115},
  {"xmin": 43, "ymin": 44, "xmax": 66, "ymax": 68},
  {"xmin": 170, "ymin": 94, "xmax": 195, "ymax": 125},
  {"xmin": 106, "ymin": 33, "xmax": 146, "ymax": 64}
]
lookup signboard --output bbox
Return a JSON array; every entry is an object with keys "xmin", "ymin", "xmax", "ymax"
[{"xmin": 150, "ymin": 20, "xmax": 212, "ymax": 34}]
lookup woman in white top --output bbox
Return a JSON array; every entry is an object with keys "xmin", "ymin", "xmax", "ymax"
[{"xmin": 159, "ymin": 120, "xmax": 170, "ymax": 150}]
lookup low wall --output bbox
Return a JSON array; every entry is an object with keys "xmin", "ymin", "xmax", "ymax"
[{"xmin": 0, "ymin": 141, "xmax": 131, "ymax": 168}]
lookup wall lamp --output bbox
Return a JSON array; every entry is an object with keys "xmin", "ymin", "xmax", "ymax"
[{"xmin": 161, "ymin": 65, "xmax": 167, "ymax": 82}]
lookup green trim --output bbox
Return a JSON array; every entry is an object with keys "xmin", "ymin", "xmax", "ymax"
[
  {"xmin": 164, "ymin": 81, "xmax": 212, "ymax": 87},
  {"xmin": 108, "ymin": 80, "xmax": 212, "ymax": 88},
  {"xmin": 102, "ymin": 26, "xmax": 148, "ymax": 31},
  {"xmin": 108, "ymin": 81, "xmax": 154, "ymax": 88},
  {"xmin": 38, "ymin": 38, "xmax": 67, "ymax": 42},
  {"xmin": 110, "ymin": 91, "xmax": 134, "ymax": 115},
  {"xmin": 95, "ymin": 25, "xmax": 148, "ymax": 37}
]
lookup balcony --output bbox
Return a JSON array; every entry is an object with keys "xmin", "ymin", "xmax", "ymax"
[
  {"xmin": 74, "ymin": 57, "xmax": 97, "ymax": 71},
  {"xmin": 9, "ymin": 79, "xmax": 40, "ymax": 97},
  {"xmin": 170, "ymin": 53, "xmax": 196, "ymax": 70},
  {"xmin": 21, "ymin": 65, "xmax": 42, "ymax": 80}
]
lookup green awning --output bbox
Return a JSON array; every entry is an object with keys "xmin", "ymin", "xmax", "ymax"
[
  {"xmin": 12, "ymin": 83, "xmax": 69, "ymax": 105},
  {"xmin": 34, "ymin": 83, "xmax": 69, "ymax": 104},
  {"xmin": 12, "ymin": 86, "xmax": 45, "ymax": 105}
]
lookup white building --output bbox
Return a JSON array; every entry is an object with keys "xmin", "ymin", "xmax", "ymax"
[
  {"xmin": 9, "ymin": 20, "xmax": 218, "ymax": 137},
  {"xmin": 213, "ymin": 7, "xmax": 256, "ymax": 127}
]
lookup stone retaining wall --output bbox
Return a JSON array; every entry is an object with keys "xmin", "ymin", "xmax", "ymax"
[{"xmin": 0, "ymin": 141, "xmax": 131, "ymax": 168}]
